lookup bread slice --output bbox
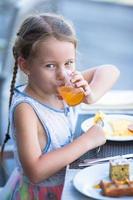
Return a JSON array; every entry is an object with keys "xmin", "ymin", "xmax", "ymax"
[{"xmin": 100, "ymin": 179, "xmax": 133, "ymax": 197}]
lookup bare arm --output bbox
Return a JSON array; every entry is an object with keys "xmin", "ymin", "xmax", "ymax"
[
  {"xmin": 82, "ymin": 64, "xmax": 120, "ymax": 103},
  {"xmin": 14, "ymin": 103, "xmax": 106, "ymax": 184}
]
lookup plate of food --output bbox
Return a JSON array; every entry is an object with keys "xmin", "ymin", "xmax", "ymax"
[
  {"xmin": 81, "ymin": 112, "xmax": 133, "ymax": 141},
  {"xmin": 73, "ymin": 157, "xmax": 133, "ymax": 199}
]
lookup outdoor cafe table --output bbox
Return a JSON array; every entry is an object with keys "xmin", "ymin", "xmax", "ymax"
[{"xmin": 61, "ymin": 110, "xmax": 133, "ymax": 200}]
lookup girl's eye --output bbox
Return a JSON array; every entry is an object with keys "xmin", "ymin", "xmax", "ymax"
[
  {"xmin": 45, "ymin": 64, "xmax": 55, "ymax": 69},
  {"xmin": 65, "ymin": 61, "xmax": 75, "ymax": 68}
]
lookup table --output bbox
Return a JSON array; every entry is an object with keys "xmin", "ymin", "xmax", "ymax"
[
  {"xmin": 61, "ymin": 111, "xmax": 133, "ymax": 199},
  {"xmin": 61, "ymin": 169, "xmax": 90, "ymax": 200}
]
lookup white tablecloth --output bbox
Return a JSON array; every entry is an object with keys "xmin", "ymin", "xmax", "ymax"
[{"xmin": 61, "ymin": 169, "xmax": 93, "ymax": 200}]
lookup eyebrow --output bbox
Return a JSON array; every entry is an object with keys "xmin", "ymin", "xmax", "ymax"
[{"xmin": 42, "ymin": 58, "xmax": 75, "ymax": 63}]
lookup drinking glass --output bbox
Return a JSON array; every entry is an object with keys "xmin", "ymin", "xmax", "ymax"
[{"xmin": 57, "ymin": 71, "xmax": 84, "ymax": 106}]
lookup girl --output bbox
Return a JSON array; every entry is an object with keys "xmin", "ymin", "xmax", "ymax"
[{"xmin": 2, "ymin": 13, "xmax": 119, "ymax": 199}]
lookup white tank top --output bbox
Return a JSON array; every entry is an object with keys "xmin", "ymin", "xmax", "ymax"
[{"xmin": 10, "ymin": 85, "xmax": 79, "ymax": 186}]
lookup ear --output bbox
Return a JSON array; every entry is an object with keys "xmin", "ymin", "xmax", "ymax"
[{"xmin": 17, "ymin": 56, "xmax": 30, "ymax": 76}]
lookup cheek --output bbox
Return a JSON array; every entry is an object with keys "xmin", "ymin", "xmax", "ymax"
[
  {"xmin": 38, "ymin": 72, "xmax": 56, "ymax": 88},
  {"xmin": 30, "ymin": 68, "xmax": 56, "ymax": 89}
]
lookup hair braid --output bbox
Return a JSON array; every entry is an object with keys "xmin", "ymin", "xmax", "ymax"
[
  {"xmin": 9, "ymin": 60, "xmax": 18, "ymax": 108},
  {"xmin": 1, "ymin": 59, "xmax": 18, "ymax": 159}
]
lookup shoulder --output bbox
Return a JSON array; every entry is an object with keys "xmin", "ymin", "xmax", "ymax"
[
  {"xmin": 14, "ymin": 102, "xmax": 36, "ymax": 115},
  {"xmin": 14, "ymin": 102, "xmax": 38, "ymax": 132}
]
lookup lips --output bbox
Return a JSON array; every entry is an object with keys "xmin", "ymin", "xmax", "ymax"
[
  {"xmin": 57, "ymin": 95, "xmax": 63, "ymax": 100},
  {"xmin": 56, "ymin": 82, "xmax": 65, "ymax": 87}
]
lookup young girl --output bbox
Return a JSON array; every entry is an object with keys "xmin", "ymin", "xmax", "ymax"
[{"xmin": 2, "ymin": 13, "xmax": 119, "ymax": 199}]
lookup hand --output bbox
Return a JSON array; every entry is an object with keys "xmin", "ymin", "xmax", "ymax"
[
  {"xmin": 85, "ymin": 125, "xmax": 106, "ymax": 150},
  {"xmin": 71, "ymin": 71, "xmax": 94, "ymax": 104}
]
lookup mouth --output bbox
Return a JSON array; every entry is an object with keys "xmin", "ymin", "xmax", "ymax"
[
  {"xmin": 57, "ymin": 95, "xmax": 63, "ymax": 100},
  {"xmin": 55, "ymin": 85, "xmax": 63, "ymax": 99},
  {"xmin": 56, "ymin": 91, "xmax": 63, "ymax": 100},
  {"xmin": 56, "ymin": 85, "xmax": 65, "ymax": 89},
  {"xmin": 56, "ymin": 81, "xmax": 65, "ymax": 87}
]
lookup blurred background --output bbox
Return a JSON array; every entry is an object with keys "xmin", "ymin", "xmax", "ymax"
[{"xmin": 0, "ymin": 0, "xmax": 133, "ymax": 185}]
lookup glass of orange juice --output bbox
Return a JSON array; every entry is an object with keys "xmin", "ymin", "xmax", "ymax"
[
  {"xmin": 58, "ymin": 85, "xmax": 84, "ymax": 106},
  {"xmin": 57, "ymin": 70, "xmax": 85, "ymax": 106}
]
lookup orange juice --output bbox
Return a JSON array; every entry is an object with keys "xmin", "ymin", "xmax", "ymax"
[{"xmin": 58, "ymin": 86, "xmax": 84, "ymax": 106}]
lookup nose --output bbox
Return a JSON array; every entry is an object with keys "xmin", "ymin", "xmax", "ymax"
[{"xmin": 56, "ymin": 67, "xmax": 67, "ymax": 82}]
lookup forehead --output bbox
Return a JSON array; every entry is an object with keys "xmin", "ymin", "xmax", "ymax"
[{"xmin": 35, "ymin": 37, "xmax": 75, "ymax": 60}]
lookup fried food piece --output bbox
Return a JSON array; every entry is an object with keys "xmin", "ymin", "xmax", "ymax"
[{"xmin": 100, "ymin": 179, "xmax": 133, "ymax": 197}]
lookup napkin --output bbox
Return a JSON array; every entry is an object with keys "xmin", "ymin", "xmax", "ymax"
[{"xmin": 81, "ymin": 90, "xmax": 133, "ymax": 110}]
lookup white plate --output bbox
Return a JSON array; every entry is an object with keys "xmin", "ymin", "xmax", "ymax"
[
  {"xmin": 81, "ymin": 114, "xmax": 133, "ymax": 141},
  {"xmin": 73, "ymin": 162, "xmax": 133, "ymax": 200}
]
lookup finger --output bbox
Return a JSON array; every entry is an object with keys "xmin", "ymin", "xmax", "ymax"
[
  {"xmin": 77, "ymin": 87, "xmax": 84, "ymax": 93},
  {"xmin": 84, "ymin": 90, "xmax": 91, "ymax": 96},
  {"xmin": 75, "ymin": 79, "xmax": 88, "ymax": 88},
  {"xmin": 83, "ymin": 85, "xmax": 92, "ymax": 96}
]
